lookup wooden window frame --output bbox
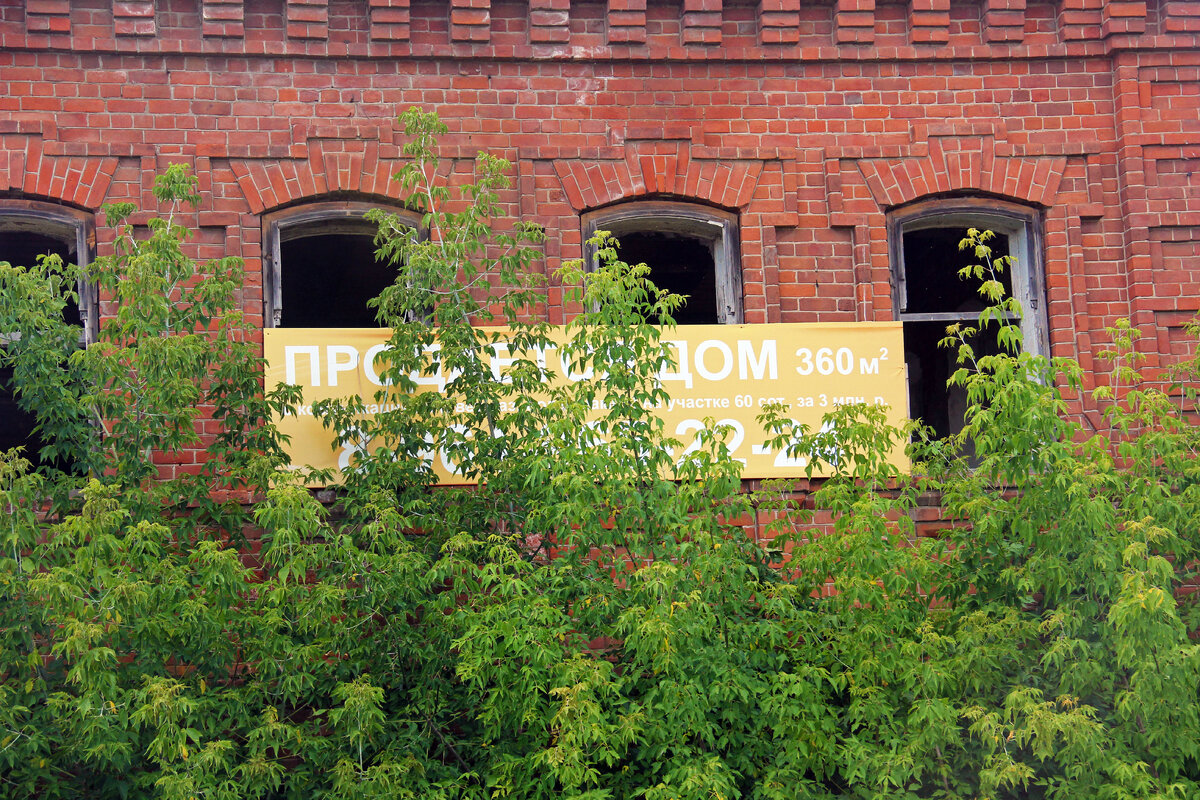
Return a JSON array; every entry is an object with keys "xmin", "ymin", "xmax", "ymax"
[
  {"xmin": 262, "ymin": 201, "xmax": 422, "ymax": 328},
  {"xmin": 582, "ymin": 201, "xmax": 743, "ymax": 324},
  {"xmin": 887, "ymin": 198, "xmax": 1049, "ymax": 358},
  {"xmin": 0, "ymin": 199, "xmax": 97, "ymax": 343}
]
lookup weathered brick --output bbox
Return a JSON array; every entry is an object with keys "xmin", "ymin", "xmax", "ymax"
[{"xmin": 0, "ymin": 0, "xmax": 1190, "ymax": 443}]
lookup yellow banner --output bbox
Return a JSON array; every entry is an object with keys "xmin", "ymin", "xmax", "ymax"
[{"xmin": 264, "ymin": 323, "xmax": 908, "ymax": 483}]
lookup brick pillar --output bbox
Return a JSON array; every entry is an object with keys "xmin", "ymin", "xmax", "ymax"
[
  {"xmin": 286, "ymin": 0, "xmax": 329, "ymax": 41},
  {"xmin": 759, "ymin": 0, "xmax": 799, "ymax": 44},
  {"xmin": 369, "ymin": 0, "xmax": 410, "ymax": 41},
  {"xmin": 836, "ymin": 0, "xmax": 875, "ymax": 44},
  {"xmin": 911, "ymin": 0, "xmax": 949, "ymax": 44},
  {"xmin": 984, "ymin": 0, "xmax": 1025, "ymax": 42},
  {"xmin": 26, "ymin": 0, "xmax": 71, "ymax": 35},
  {"xmin": 683, "ymin": 0, "xmax": 721, "ymax": 45},
  {"xmin": 202, "ymin": 0, "xmax": 245, "ymax": 38},
  {"xmin": 451, "ymin": 0, "xmax": 490, "ymax": 42},
  {"xmin": 114, "ymin": 0, "xmax": 156, "ymax": 37},
  {"xmin": 608, "ymin": 0, "xmax": 646, "ymax": 44}
]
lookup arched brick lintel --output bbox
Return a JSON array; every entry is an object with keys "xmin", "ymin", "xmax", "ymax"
[
  {"xmin": 231, "ymin": 146, "xmax": 404, "ymax": 215},
  {"xmin": 0, "ymin": 142, "xmax": 117, "ymax": 210},
  {"xmin": 858, "ymin": 152, "xmax": 1068, "ymax": 210},
  {"xmin": 554, "ymin": 156, "xmax": 763, "ymax": 213}
]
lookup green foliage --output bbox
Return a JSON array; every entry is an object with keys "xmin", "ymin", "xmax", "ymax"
[{"xmin": 2, "ymin": 110, "xmax": 1199, "ymax": 800}]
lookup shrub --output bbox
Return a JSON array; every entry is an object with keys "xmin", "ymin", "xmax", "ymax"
[{"xmin": 1, "ymin": 111, "xmax": 1198, "ymax": 799}]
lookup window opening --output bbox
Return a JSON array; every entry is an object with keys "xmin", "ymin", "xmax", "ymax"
[
  {"xmin": 0, "ymin": 203, "xmax": 95, "ymax": 467},
  {"xmin": 901, "ymin": 227, "xmax": 1012, "ymax": 316},
  {"xmin": 610, "ymin": 231, "xmax": 718, "ymax": 325},
  {"xmin": 0, "ymin": 365, "xmax": 45, "ymax": 461},
  {"xmin": 582, "ymin": 201, "xmax": 742, "ymax": 325},
  {"xmin": 280, "ymin": 220, "xmax": 387, "ymax": 327},
  {"xmin": 264, "ymin": 202, "xmax": 420, "ymax": 328},
  {"xmin": 890, "ymin": 202, "xmax": 1046, "ymax": 441},
  {"xmin": 0, "ymin": 230, "xmax": 83, "ymax": 326}
]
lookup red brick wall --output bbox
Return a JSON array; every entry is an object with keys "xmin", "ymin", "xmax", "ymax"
[{"xmin": 2, "ymin": 0, "xmax": 1199, "ymax": 444}]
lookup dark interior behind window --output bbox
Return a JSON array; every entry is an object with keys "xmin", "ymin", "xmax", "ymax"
[
  {"xmin": 582, "ymin": 201, "xmax": 742, "ymax": 325},
  {"xmin": 0, "ymin": 230, "xmax": 82, "ymax": 326},
  {"xmin": 264, "ymin": 202, "xmax": 421, "ymax": 328},
  {"xmin": 613, "ymin": 230, "xmax": 718, "ymax": 325},
  {"xmin": 279, "ymin": 226, "xmax": 392, "ymax": 327},
  {"xmin": 901, "ymin": 227, "xmax": 1012, "ymax": 316},
  {"xmin": 0, "ymin": 224, "xmax": 81, "ymax": 466},
  {"xmin": 890, "ymin": 202, "xmax": 1045, "ymax": 444}
]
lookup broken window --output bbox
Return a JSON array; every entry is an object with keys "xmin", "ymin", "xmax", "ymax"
[
  {"xmin": 582, "ymin": 201, "xmax": 742, "ymax": 324},
  {"xmin": 0, "ymin": 202, "xmax": 95, "ymax": 466},
  {"xmin": 263, "ymin": 201, "xmax": 421, "ymax": 327},
  {"xmin": 889, "ymin": 201, "xmax": 1047, "ymax": 439}
]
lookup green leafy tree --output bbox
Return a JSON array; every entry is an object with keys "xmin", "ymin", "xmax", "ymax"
[{"xmin": 1, "ymin": 110, "xmax": 1199, "ymax": 800}]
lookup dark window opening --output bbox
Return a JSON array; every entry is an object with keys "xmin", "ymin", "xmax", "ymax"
[
  {"xmin": 582, "ymin": 201, "xmax": 742, "ymax": 325},
  {"xmin": 900, "ymin": 225, "xmax": 1016, "ymax": 441},
  {"xmin": 901, "ymin": 227, "xmax": 1012, "ymax": 316},
  {"xmin": 279, "ymin": 228, "xmax": 392, "ymax": 327},
  {"xmin": 265, "ymin": 202, "xmax": 421, "ymax": 328},
  {"xmin": 904, "ymin": 320, "xmax": 1005, "ymax": 440},
  {"xmin": 616, "ymin": 231, "xmax": 718, "ymax": 325},
  {"xmin": 0, "ymin": 230, "xmax": 81, "ymax": 326},
  {"xmin": 0, "ymin": 366, "xmax": 55, "ymax": 467},
  {"xmin": 890, "ymin": 203, "xmax": 1046, "ymax": 446},
  {"xmin": 0, "ymin": 220, "xmax": 87, "ymax": 469}
]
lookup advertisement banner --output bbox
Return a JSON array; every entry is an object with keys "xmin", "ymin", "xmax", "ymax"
[{"xmin": 264, "ymin": 323, "xmax": 908, "ymax": 483}]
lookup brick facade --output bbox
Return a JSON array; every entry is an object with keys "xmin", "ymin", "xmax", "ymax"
[{"xmin": 1, "ymin": 0, "xmax": 1199, "ymax": 474}]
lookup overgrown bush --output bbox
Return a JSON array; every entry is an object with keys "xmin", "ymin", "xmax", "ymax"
[{"xmin": 1, "ymin": 109, "xmax": 1198, "ymax": 799}]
